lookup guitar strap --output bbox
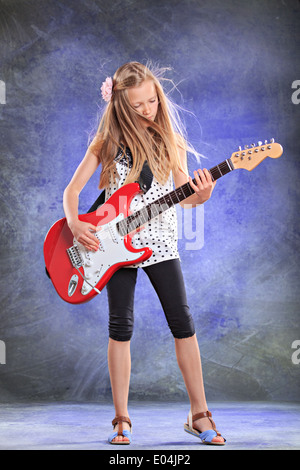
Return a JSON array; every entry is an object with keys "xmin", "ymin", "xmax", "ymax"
[
  {"xmin": 87, "ymin": 159, "xmax": 153, "ymax": 213},
  {"xmin": 137, "ymin": 159, "xmax": 153, "ymax": 193}
]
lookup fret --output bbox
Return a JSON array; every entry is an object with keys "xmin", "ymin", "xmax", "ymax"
[
  {"xmin": 170, "ymin": 192, "xmax": 178, "ymax": 205},
  {"xmin": 225, "ymin": 159, "xmax": 233, "ymax": 171},
  {"xmin": 174, "ymin": 189, "xmax": 182, "ymax": 203},
  {"xmin": 183, "ymin": 183, "xmax": 194, "ymax": 198},
  {"xmin": 174, "ymin": 182, "xmax": 194, "ymax": 202},
  {"xmin": 209, "ymin": 159, "xmax": 232, "ymax": 181},
  {"xmin": 151, "ymin": 202, "xmax": 161, "ymax": 217},
  {"xmin": 145, "ymin": 205, "xmax": 152, "ymax": 220},
  {"xmin": 117, "ymin": 158, "xmax": 234, "ymax": 236},
  {"xmin": 210, "ymin": 165, "xmax": 222, "ymax": 180},
  {"xmin": 127, "ymin": 221, "xmax": 136, "ymax": 233},
  {"xmin": 143, "ymin": 206, "xmax": 152, "ymax": 222},
  {"xmin": 137, "ymin": 212, "xmax": 145, "ymax": 227},
  {"xmin": 163, "ymin": 194, "xmax": 173, "ymax": 207},
  {"xmin": 151, "ymin": 202, "xmax": 163, "ymax": 217}
]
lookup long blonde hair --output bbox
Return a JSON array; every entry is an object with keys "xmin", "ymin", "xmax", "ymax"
[{"xmin": 89, "ymin": 61, "xmax": 190, "ymax": 189}]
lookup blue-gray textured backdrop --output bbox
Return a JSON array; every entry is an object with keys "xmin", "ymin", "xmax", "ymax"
[{"xmin": 0, "ymin": 0, "xmax": 299, "ymax": 403}]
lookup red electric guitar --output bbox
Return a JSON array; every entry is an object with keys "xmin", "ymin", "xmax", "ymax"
[{"xmin": 44, "ymin": 140, "xmax": 283, "ymax": 304}]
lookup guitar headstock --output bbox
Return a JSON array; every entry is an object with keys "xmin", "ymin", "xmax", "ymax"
[{"xmin": 230, "ymin": 139, "xmax": 283, "ymax": 171}]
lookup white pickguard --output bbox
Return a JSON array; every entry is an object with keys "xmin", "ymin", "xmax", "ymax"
[{"xmin": 73, "ymin": 213, "xmax": 144, "ymax": 296}]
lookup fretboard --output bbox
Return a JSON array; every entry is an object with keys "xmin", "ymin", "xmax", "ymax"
[{"xmin": 117, "ymin": 158, "xmax": 234, "ymax": 236}]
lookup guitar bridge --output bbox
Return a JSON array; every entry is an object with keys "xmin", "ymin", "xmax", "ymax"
[{"xmin": 67, "ymin": 245, "xmax": 83, "ymax": 268}]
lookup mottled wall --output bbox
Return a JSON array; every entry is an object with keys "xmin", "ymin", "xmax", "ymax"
[{"xmin": 0, "ymin": 0, "xmax": 299, "ymax": 403}]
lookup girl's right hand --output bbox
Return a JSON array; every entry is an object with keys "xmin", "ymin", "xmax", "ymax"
[{"xmin": 68, "ymin": 219, "xmax": 100, "ymax": 252}]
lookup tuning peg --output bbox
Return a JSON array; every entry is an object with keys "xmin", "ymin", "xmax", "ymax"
[
  {"xmin": 257, "ymin": 141, "xmax": 262, "ymax": 146},
  {"xmin": 264, "ymin": 140, "xmax": 268, "ymax": 144},
  {"xmin": 270, "ymin": 138, "xmax": 275, "ymax": 143},
  {"xmin": 244, "ymin": 145, "xmax": 249, "ymax": 149},
  {"xmin": 238, "ymin": 146, "xmax": 242, "ymax": 151},
  {"xmin": 251, "ymin": 143, "xmax": 255, "ymax": 147}
]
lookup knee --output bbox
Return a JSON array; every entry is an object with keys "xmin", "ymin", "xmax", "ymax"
[
  {"xmin": 166, "ymin": 306, "xmax": 195, "ymax": 339},
  {"xmin": 109, "ymin": 308, "xmax": 134, "ymax": 342}
]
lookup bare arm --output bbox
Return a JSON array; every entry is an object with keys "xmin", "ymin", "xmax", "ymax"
[
  {"xmin": 63, "ymin": 146, "xmax": 101, "ymax": 251},
  {"xmin": 173, "ymin": 145, "xmax": 216, "ymax": 208}
]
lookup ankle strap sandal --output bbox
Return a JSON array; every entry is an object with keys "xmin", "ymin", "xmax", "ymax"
[
  {"xmin": 108, "ymin": 416, "xmax": 132, "ymax": 445},
  {"xmin": 184, "ymin": 410, "xmax": 226, "ymax": 445}
]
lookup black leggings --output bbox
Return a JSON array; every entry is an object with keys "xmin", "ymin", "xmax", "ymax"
[{"xmin": 106, "ymin": 258, "xmax": 195, "ymax": 341}]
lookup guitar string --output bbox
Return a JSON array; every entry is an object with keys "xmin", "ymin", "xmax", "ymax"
[{"xmin": 117, "ymin": 159, "xmax": 233, "ymax": 236}]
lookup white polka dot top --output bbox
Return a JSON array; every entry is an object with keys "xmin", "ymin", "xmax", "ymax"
[{"xmin": 105, "ymin": 147, "xmax": 179, "ymax": 267}]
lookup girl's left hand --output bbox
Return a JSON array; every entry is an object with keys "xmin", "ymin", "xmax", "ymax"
[{"xmin": 189, "ymin": 168, "xmax": 216, "ymax": 204}]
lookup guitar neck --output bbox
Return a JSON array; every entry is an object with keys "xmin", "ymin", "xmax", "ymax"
[{"xmin": 117, "ymin": 158, "xmax": 234, "ymax": 236}]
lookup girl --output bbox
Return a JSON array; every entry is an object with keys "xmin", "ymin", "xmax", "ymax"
[{"xmin": 63, "ymin": 62, "xmax": 225, "ymax": 446}]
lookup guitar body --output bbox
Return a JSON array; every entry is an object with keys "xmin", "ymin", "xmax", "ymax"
[{"xmin": 44, "ymin": 183, "xmax": 152, "ymax": 304}]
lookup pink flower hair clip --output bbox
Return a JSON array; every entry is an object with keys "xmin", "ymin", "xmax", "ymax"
[{"xmin": 101, "ymin": 77, "xmax": 113, "ymax": 102}]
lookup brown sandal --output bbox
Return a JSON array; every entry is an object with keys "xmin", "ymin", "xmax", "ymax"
[
  {"xmin": 184, "ymin": 410, "xmax": 226, "ymax": 445},
  {"xmin": 108, "ymin": 416, "xmax": 132, "ymax": 445}
]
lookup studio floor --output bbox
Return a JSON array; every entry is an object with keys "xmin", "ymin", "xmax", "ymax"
[{"xmin": 0, "ymin": 401, "xmax": 299, "ymax": 451}]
